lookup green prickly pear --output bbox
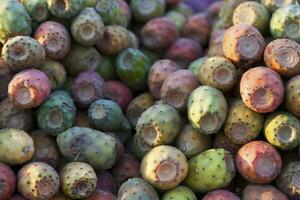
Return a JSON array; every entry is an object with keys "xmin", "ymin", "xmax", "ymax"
[
  {"xmin": 47, "ymin": 0, "xmax": 85, "ymax": 19},
  {"xmin": 161, "ymin": 186, "xmax": 196, "ymax": 200},
  {"xmin": 188, "ymin": 56, "xmax": 207, "ymax": 76},
  {"xmin": 261, "ymin": 0, "xmax": 299, "ymax": 13},
  {"xmin": 286, "ymin": 75, "xmax": 300, "ymax": 117},
  {"xmin": 96, "ymin": 56, "xmax": 117, "ymax": 81},
  {"xmin": 130, "ymin": 0, "xmax": 166, "ymax": 23},
  {"xmin": 20, "ymin": 0, "xmax": 49, "ymax": 22},
  {"xmin": 165, "ymin": 11, "xmax": 187, "ymax": 32},
  {"xmin": 40, "ymin": 59, "xmax": 66, "ymax": 90}
]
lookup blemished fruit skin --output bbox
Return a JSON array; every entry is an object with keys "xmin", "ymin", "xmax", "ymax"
[
  {"xmin": 207, "ymin": 29, "xmax": 225, "ymax": 57},
  {"xmin": 184, "ymin": 148, "xmax": 236, "ymax": 193},
  {"xmin": 165, "ymin": 11, "xmax": 187, "ymax": 32},
  {"xmin": 8, "ymin": 69, "xmax": 51, "ymax": 109},
  {"xmin": 71, "ymin": 7, "xmax": 104, "ymax": 46},
  {"xmin": 2, "ymin": 36, "xmax": 45, "ymax": 72},
  {"xmin": 261, "ymin": 0, "xmax": 299, "ymax": 13},
  {"xmin": 199, "ymin": 56, "xmax": 237, "ymax": 92},
  {"xmin": 236, "ymin": 141, "xmax": 282, "ymax": 184},
  {"xmin": 18, "ymin": 162, "xmax": 60, "ymax": 200},
  {"xmin": 264, "ymin": 111, "xmax": 300, "ymax": 150},
  {"xmin": 130, "ymin": 0, "xmax": 166, "ymax": 23},
  {"xmin": 264, "ymin": 39, "xmax": 300, "ymax": 77},
  {"xmin": 47, "ymin": 0, "xmax": 85, "ymax": 19},
  {"xmin": 20, "ymin": 0, "xmax": 49, "ymax": 22},
  {"xmin": 0, "ymin": 0, "xmax": 31, "ymax": 44},
  {"xmin": 141, "ymin": 17, "xmax": 178, "ymax": 50},
  {"xmin": 96, "ymin": 171, "xmax": 117, "ymax": 195},
  {"xmin": 105, "ymin": 81, "xmax": 133, "ymax": 110},
  {"xmin": 213, "ymin": 131, "xmax": 242, "ymax": 155},
  {"xmin": 285, "ymin": 75, "xmax": 300, "ymax": 117},
  {"xmin": 224, "ymin": 99, "xmax": 264, "ymax": 145},
  {"xmin": 202, "ymin": 189, "xmax": 241, "ymax": 200},
  {"xmin": 96, "ymin": 56, "xmax": 117, "ymax": 81},
  {"xmin": 0, "ymin": 58, "xmax": 11, "ymax": 101},
  {"xmin": 60, "ymin": 162, "xmax": 97, "ymax": 199},
  {"xmin": 161, "ymin": 186, "xmax": 197, "ymax": 200},
  {"xmin": 223, "ymin": 24, "xmax": 265, "ymax": 68},
  {"xmin": 86, "ymin": 190, "xmax": 116, "ymax": 200},
  {"xmin": 240, "ymin": 67, "xmax": 284, "ymax": 113},
  {"xmin": 243, "ymin": 184, "xmax": 288, "ymax": 200},
  {"xmin": 188, "ymin": 57, "xmax": 208, "ymax": 76},
  {"xmin": 187, "ymin": 86, "xmax": 228, "ymax": 135},
  {"xmin": 72, "ymin": 70, "xmax": 105, "ymax": 108},
  {"xmin": 270, "ymin": 4, "xmax": 300, "ymax": 42},
  {"xmin": 0, "ymin": 162, "xmax": 16, "ymax": 200},
  {"xmin": 34, "ymin": 21, "xmax": 71, "ymax": 59},
  {"xmin": 57, "ymin": 127, "xmax": 117, "ymax": 170},
  {"xmin": 10, "ymin": 194, "xmax": 28, "ymax": 200}
]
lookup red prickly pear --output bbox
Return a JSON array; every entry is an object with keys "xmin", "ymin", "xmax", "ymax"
[
  {"xmin": 86, "ymin": 190, "xmax": 116, "ymax": 200},
  {"xmin": 202, "ymin": 190, "xmax": 240, "ymax": 200},
  {"xmin": 96, "ymin": 171, "xmax": 117, "ymax": 195},
  {"xmin": 243, "ymin": 184, "xmax": 288, "ymax": 200},
  {"xmin": 105, "ymin": 81, "xmax": 133, "ymax": 110},
  {"xmin": 0, "ymin": 162, "xmax": 16, "ymax": 200}
]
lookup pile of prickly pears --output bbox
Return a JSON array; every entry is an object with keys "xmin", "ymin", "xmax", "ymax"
[{"xmin": 3, "ymin": 0, "xmax": 300, "ymax": 199}]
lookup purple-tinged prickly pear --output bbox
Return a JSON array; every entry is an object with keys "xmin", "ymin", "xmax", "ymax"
[
  {"xmin": 165, "ymin": 11, "xmax": 187, "ymax": 32},
  {"xmin": 105, "ymin": 81, "xmax": 133, "ymax": 110},
  {"xmin": 240, "ymin": 67, "xmax": 284, "ymax": 113},
  {"xmin": 20, "ymin": 0, "xmax": 49, "ymax": 22},
  {"xmin": 130, "ymin": 0, "xmax": 166, "ymax": 23},
  {"xmin": 188, "ymin": 57, "xmax": 207, "ymax": 76},
  {"xmin": 10, "ymin": 194, "xmax": 28, "ymax": 200},
  {"xmin": 96, "ymin": 171, "xmax": 117, "ymax": 195},
  {"xmin": 0, "ymin": 58, "xmax": 11, "ymax": 101},
  {"xmin": 40, "ymin": 59, "xmax": 66, "ymax": 90},
  {"xmin": 183, "ymin": 0, "xmax": 214, "ymax": 12},
  {"xmin": 223, "ymin": 24, "xmax": 265, "ymax": 68},
  {"xmin": 75, "ymin": 111, "xmax": 91, "ymax": 128},
  {"xmin": 34, "ymin": 21, "xmax": 71, "ymax": 59},
  {"xmin": 184, "ymin": 148, "xmax": 236, "ymax": 193},
  {"xmin": 47, "ymin": 0, "xmax": 84, "ymax": 19},
  {"xmin": 86, "ymin": 190, "xmax": 116, "ymax": 200},
  {"xmin": 162, "ymin": 186, "xmax": 196, "ymax": 200},
  {"xmin": 207, "ymin": 1, "xmax": 223, "ymax": 26},
  {"xmin": 285, "ymin": 75, "xmax": 300, "ymax": 117},
  {"xmin": 236, "ymin": 141, "xmax": 282, "ymax": 184},
  {"xmin": 213, "ymin": 131, "xmax": 242, "ymax": 155},
  {"xmin": 0, "ymin": 162, "xmax": 16, "ymax": 200},
  {"xmin": 18, "ymin": 162, "xmax": 59, "ymax": 200},
  {"xmin": 202, "ymin": 190, "xmax": 240, "ymax": 200},
  {"xmin": 262, "ymin": 0, "xmax": 298, "ymax": 13},
  {"xmin": 243, "ymin": 184, "xmax": 288, "ymax": 200},
  {"xmin": 60, "ymin": 162, "xmax": 97, "ymax": 199},
  {"xmin": 207, "ymin": 29, "xmax": 225, "ymax": 57}
]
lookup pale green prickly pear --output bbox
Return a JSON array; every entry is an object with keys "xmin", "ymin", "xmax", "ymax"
[
  {"xmin": 161, "ymin": 186, "xmax": 197, "ymax": 200},
  {"xmin": 20, "ymin": 0, "xmax": 49, "ymax": 22},
  {"xmin": 47, "ymin": 0, "xmax": 85, "ymax": 19}
]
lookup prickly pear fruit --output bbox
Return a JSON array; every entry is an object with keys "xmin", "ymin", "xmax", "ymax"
[
  {"xmin": 236, "ymin": 141, "xmax": 282, "ymax": 183},
  {"xmin": 47, "ymin": 0, "xmax": 84, "ymax": 19},
  {"xmin": 173, "ymin": 3, "xmax": 193, "ymax": 18},
  {"xmin": 130, "ymin": 0, "xmax": 165, "ymax": 23},
  {"xmin": 18, "ymin": 162, "xmax": 59, "ymax": 200},
  {"xmin": 40, "ymin": 59, "xmax": 66, "ymax": 90},
  {"xmin": 188, "ymin": 57, "xmax": 207, "ymax": 76},
  {"xmin": 224, "ymin": 99, "xmax": 264, "ymax": 145},
  {"xmin": 165, "ymin": 11, "xmax": 187, "ymax": 32},
  {"xmin": 60, "ymin": 162, "xmax": 97, "ymax": 199},
  {"xmin": 243, "ymin": 184, "xmax": 288, "ymax": 200},
  {"xmin": 264, "ymin": 39, "xmax": 300, "ymax": 77},
  {"xmin": 96, "ymin": 171, "xmax": 117, "ymax": 195},
  {"xmin": 223, "ymin": 24, "xmax": 265, "ymax": 68},
  {"xmin": 0, "ymin": 59, "xmax": 11, "ymax": 101},
  {"xmin": 207, "ymin": 29, "xmax": 225, "ymax": 57},
  {"xmin": 240, "ymin": 67, "xmax": 284, "ymax": 113},
  {"xmin": 0, "ymin": 162, "xmax": 16, "ymax": 200},
  {"xmin": 261, "ymin": 0, "xmax": 298, "ymax": 13},
  {"xmin": 285, "ymin": 75, "xmax": 300, "ymax": 117},
  {"xmin": 213, "ymin": 131, "xmax": 242, "ymax": 155},
  {"xmin": 86, "ymin": 190, "xmax": 116, "ymax": 200},
  {"xmin": 141, "ymin": 17, "xmax": 178, "ymax": 50},
  {"xmin": 105, "ymin": 81, "xmax": 133, "ymax": 110},
  {"xmin": 96, "ymin": 56, "xmax": 116, "ymax": 81},
  {"xmin": 71, "ymin": 7, "xmax": 104, "ymax": 46},
  {"xmin": 127, "ymin": 30, "xmax": 139, "ymax": 49},
  {"xmin": 10, "ymin": 194, "xmax": 28, "ymax": 200},
  {"xmin": 202, "ymin": 190, "xmax": 240, "ymax": 200},
  {"xmin": 161, "ymin": 186, "xmax": 196, "ymax": 200},
  {"xmin": 188, "ymin": 86, "xmax": 228, "ymax": 135},
  {"xmin": 207, "ymin": 1, "xmax": 223, "ymax": 25},
  {"xmin": 34, "ymin": 21, "xmax": 71, "ymax": 59},
  {"xmin": 57, "ymin": 127, "xmax": 117, "ymax": 170},
  {"xmin": 184, "ymin": 148, "xmax": 236, "ymax": 193},
  {"xmin": 20, "ymin": 0, "xmax": 49, "ymax": 22}
]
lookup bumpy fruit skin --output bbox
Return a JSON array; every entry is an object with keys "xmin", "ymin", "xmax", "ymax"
[
  {"xmin": 213, "ymin": 131, "xmax": 242, "ymax": 155},
  {"xmin": 131, "ymin": 0, "xmax": 166, "ymax": 23},
  {"xmin": 161, "ymin": 186, "xmax": 196, "ymax": 200},
  {"xmin": 72, "ymin": 70, "xmax": 105, "ymax": 108},
  {"xmin": 105, "ymin": 81, "xmax": 133, "ymax": 110},
  {"xmin": 243, "ymin": 184, "xmax": 288, "ymax": 200},
  {"xmin": 261, "ymin": 0, "xmax": 298, "ymax": 13},
  {"xmin": 0, "ymin": 162, "xmax": 16, "ymax": 200},
  {"xmin": 96, "ymin": 171, "xmax": 117, "ymax": 195},
  {"xmin": 40, "ymin": 59, "xmax": 66, "ymax": 90},
  {"xmin": 60, "ymin": 162, "xmax": 97, "ymax": 199},
  {"xmin": 71, "ymin": 7, "xmax": 104, "ymax": 46},
  {"xmin": 37, "ymin": 90, "xmax": 76, "ymax": 135},
  {"xmin": 21, "ymin": 0, "xmax": 49, "ymax": 22},
  {"xmin": 264, "ymin": 111, "xmax": 300, "ymax": 150},
  {"xmin": 141, "ymin": 17, "xmax": 178, "ymax": 50},
  {"xmin": 236, "ymin": 141, "xmax": 282, "ymax": 184},
  {"xmin": 34, "ymin": 21, "xmax": 71, "ymax": 59},
  {"xmin": 207, "ymin": 29, "xmax": 225, "ymax": 57},
  {"xmin": 270, "ymin": 5, "xmax": 300, "ymax": 42},
  {"xmin": 0, "ymin": 0, "xmax": 31, "ymax": 44},
  {"xmin": 8, "ymin": 69, "xmax": 51, "ymax": 109},
  {"xmin": 47, "ymin": 0, "xmax": 84, "ymax": 19},
  {"xmin": 57, "ymin": 127, "xmax": 117, "ymax": 170},
  {"xmin": 223, "ymin": 24, "xmax": 265, "ymax": 68},
  {"xmin": 165, "ymin": 11, "xmax": 187, "ymax": 32},
  {"xmin": 188, "ymin": 86, "xmax": 228, "ymax": 135},
  {"xmin": 202, "ymin": 190, "xmax": 240, "ymax": 200},
  {"xmin": 165, "ymin": 38, "xmax": 203, "ymax": 68},
  {"xmin": 188, "ymin": 57, "xmax": 207, "ymax": 76},
  {"xmin": 264, "ymin": 39, "xmax": 300, "ymax": 77},
  {"xmin": 184, "ymin": 148, "xmax": 236, "ymax": 193},
  {"xmin": 86, "ymin": 190, "xmax": 116, "ymax": 200},
  {"xmin": 18, "ymin": 162, "xmax": 59, "ymax": 200},
  {"xmin": 240, "ymin": 67, "xmax": 284, "ymax": 113},
  {"xmin": 96, "ymin": 56, "xmax": 117, "ymax": 81},
  {"xmin": 285, "ymin": 75, "xmax": 300, "ymax": 117},
  {"xmin": 224, "ymin": 99, "xmax": 264, "ymax": 145},
  {"xmin": 0, "ymin": 58, "xmax": 11, "ymax": 101}
]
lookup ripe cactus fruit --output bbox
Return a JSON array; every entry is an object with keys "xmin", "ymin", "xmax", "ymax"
[
  {"xmin": 71, "ymin": 7, "xmax": 104, "ymax": 46},
  {"xmin": 285, "ymin": 75, "xmax": 300, "ymax": 117},
  {"xmin": 243, "ymin": 184, "xmax": 288, "ymax": 200},
  {"xmin": 34, "ymin": 21, "xmax": 71, "ymax": 59},
  {"xmin": 60, "ymin": 162, "xmax": 97, "ymax": 199},
  {"xmin": 0, "ymin": 0, "xmax": 31, "ymax": 44},
  {"xmin": 187, "ymin": 86, "xmax": 228, "ymax": 135},
  {"xmin": 130, "ymin": 0, "xmax": 166, "ymax": 23},
  {"xmin": 18, "ymin": 162, "xmax": 60, "ymax": 200},
  {"xmin": 240, "ymin": 67, "xmax": 284, "ymax": 113},
  {"xmin": 207, "ymin": 29, "xmax": 225, "ymax": 57},
  {"xmin": 8, "ymin": 69, "xmax": 51, "ymax": 109},
  {"xmin": 199, "ymin": 56, "xmax": 237, "ymax": 92},
  {"xmin": 141, "ymin": 145, "xmax": 188, "ymax": 190},
  {"xmin": 224, "ymin": 99, "xmax": 264, "ymax": 145},
  {"xmin": 161, "ymin": 186, "xmax": 196, "ymax": 200},
  {"xmin": 207, "ymin": 1, "xmax": 223, "ymax": 26},
  {"xmin": 86, "ymin": 190, "xmax": 116, "ymax": 200},
  {"xmin": 96, "ymin": 171, "xmax": 117, "ymax": 195},
  {"xmin": 47, "ymin": 0, "xmax": 84, "ymax": 19},
  {"xmin": 0, "ymin": 162, "xmax": 16, "ymax": 200},
  {"xmin": 96, "ymin": 56, "xmax": 117, "ymax": 81},
  {"xmin": 236, "ymin": 141, "xmax": 282, "ymax": 184},
  {"xmin": 176, "ymin": 124, "xmax": 212, "ymax": 159},
  {"xmin": 72, "ymin": 70, "xmax": 105, "ymax": 108},
  {"xmin": 264, "ymin": 39, "xmax": 300, "ymax": 77},
  {"xmin": 264, "ymin": 111, "xmax": 300, "ymax": 150},
  {"xmin": 40, "ymin": 59, "xmax": 66, "ymax": 90},
  {"xmin": 0, "ymin": 58, "xmax": 11, "ymax": 101},
  {"xmin": 188, "ymin": 57, "xmax": 207, "ymax": 76},
  {"xmin": 202, "ymin": 190, "xmax": 241, "ymax": 200},
  {"xmin": 270, "ymin": 4, "xmax": 300, "ymax": 42},
  {"xmin": 2, "ymin": 36, "xmax": 45, "ymax": 72},
  {"xmin": 261, "ymin": 0, "xmax": 298, "ymax": 13},
  {"xmin": 21, "ymin": 0, "xmax": 49, "ymax": 22},
  {"xmin": 223, "ymin": 24, "xmax": 265, "ymax": 68},
  {"xmin": 213, "ymin": 131, "xmax": 242, "ymax": 155},
  {"xmin": 165, "ymin": 11, "xmax": 187, "ymax": 32},
  {"xmin": 184, "ymin": 148, "xmax": 236, "ymax": 193},
  {"xmin": 105, "ymin": 81, "xmax": 133, "ymax": 110},
  {"xmin": 37, "ymin": 90, "xmax": 76, "ymax": 135},
  {"xmin": 57, "ymin": 127, "xmax": 117, "ymax": 170}
]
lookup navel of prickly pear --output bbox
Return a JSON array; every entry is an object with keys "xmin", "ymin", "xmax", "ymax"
[
  {"xmin": 161, "ymin": 186, "xmax": 197, "ymax": 200},
  {"xmin": 130, "ymin": 0, "xmax": 166, "ymax": 23},
  {"xmin": 47, "ymin": 0, "xmax": 85, "ymax": 19},
  {"xmin": 240, "ymin": 67, "xmax": 284, "ymax": 113},
  {"xmin": 188, "ymin": 85, "xmax": 228, "ymax": 135},
  {"xmin": 18, "ymin": 162, "xmax": 59, "ymax": 200},
  {"xmin": 71, "ymin": 7, "xmax": 104, "ymax": 46},
  {"xmin": 243, "ymin": 184, "xmax": 288, "ymax": 200},
  {"xmin": 21, "ymin": 0, "xmax": 49, "ymax": 22},
  {"xmin": 223, "ymin": 24, "xmax": 265, "ymax": 68},
  {"xmin": 0, "ymin": 162, "xmax": 16, "ymax": 200},
  {"xmin": 236, "ymin": 141, "xmax": 282, "ymax": 184},
  {"xmin": 184, "ymin": 148, "xmax": 236, "ymax": 193},
  {"xmin": 60, "ymin": 162, "xmax": 97, "ymax": 199},
  {"xmin": 202, "ymin": 190, "xmax": 241, "ymax": 200},
  {"xmin": 261, "ymin": 0, "xmax": 298, "ymax": 13},
  {"xmin": 285, "ymin": 75, "xmax": 300, "ymax": 117}
]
